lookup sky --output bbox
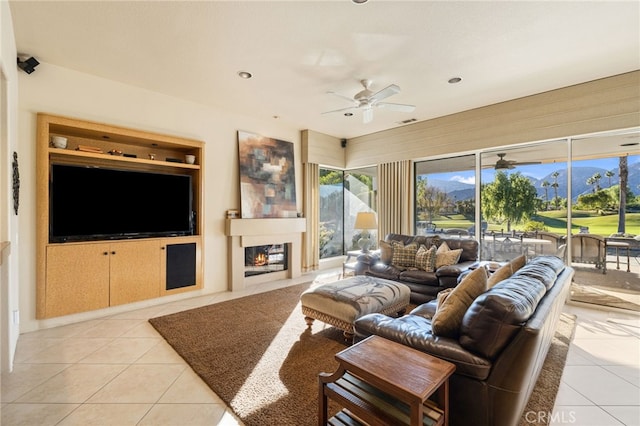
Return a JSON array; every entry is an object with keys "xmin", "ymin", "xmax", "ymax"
[{"xmin": 430, "ymin": 155, "xmax": 640, "ymax": 185}]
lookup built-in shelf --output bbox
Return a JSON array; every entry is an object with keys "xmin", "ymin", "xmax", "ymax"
[{"xmin": 36, "ymin": 113, "xmax": 205, "ymax": 319}]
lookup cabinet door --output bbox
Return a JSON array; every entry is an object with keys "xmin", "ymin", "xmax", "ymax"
[
  {"xmin": 109, "ymin": 240, "xmax": 161, "ymax": 306},
  {"xmin": 46, "ymin": 244, "xmax": 110, "ymax": 317},
  {"xmin": 160, "ymin": 237, "xmax": 202, "ymax": 295}
]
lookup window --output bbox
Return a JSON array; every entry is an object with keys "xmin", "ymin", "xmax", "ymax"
[
  {"xmin": 319, "ymin": 168, "xmax": 344, "ymax": 259},
  {"xmin": 414, "ymin": 155, "xmax": 476, "ymax": 237},
  {"xmin": 319, "ymin": 166, "xmax": 377, "ymax": 259}
]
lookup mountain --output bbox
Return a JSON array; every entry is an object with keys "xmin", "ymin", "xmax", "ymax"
[{"xmin": 418, "ymin": 161, "xmax": 639, "ymax": 204}]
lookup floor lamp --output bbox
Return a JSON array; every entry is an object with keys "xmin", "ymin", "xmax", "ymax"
[{"xmin": 354, "ymin": 212, "xmax": 378, "ymax": 252}]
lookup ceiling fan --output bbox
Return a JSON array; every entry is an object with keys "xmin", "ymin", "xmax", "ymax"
[
  {"xmin": 322, "ymin": 79, "xmax": 416, "ymax": 124},
  {"xmin": 492, "ymin": 153, "xmax": 542, "ymax": 170}
]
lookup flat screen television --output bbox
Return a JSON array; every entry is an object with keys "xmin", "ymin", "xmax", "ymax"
[{"xmin": 50, "ymin": 163, "xmax": 194, "ymax": 243}]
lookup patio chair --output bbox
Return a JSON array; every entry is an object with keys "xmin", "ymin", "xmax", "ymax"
[{"xmin": 571, "ymin": 234, "xmax": 606, "ymax": 274}]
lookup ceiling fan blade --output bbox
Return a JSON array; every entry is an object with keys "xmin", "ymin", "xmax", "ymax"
[
  {"xmin": 515, "ymin": 161, "xmax": 542, "ymax": 166},
  {"xmin": 363, "ymin": 108, "xmax": 373, "ymax": 124},
  {"xmin": 369, "ymin": 84, "xmax": 400, "ymax": 102},
  {"xmin": 321, "ymin": 106, "xmax": 357, "ymax": 115},
  {"xmin": 376, "ymin": 102, "xmax": 415, "ymax": 112},
  {"xmin": 327, "ymin": 91, "xmax": 357, "ymax": 104}
]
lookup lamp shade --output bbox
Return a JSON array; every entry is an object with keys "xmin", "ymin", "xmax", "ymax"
[{"xmin": 354, "ymin": 212, "xmax": 377, "ymax": 230}]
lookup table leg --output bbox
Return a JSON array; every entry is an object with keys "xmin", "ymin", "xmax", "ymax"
[{"xmin": 626, "ymin": 247, "xmax": 630, "ymax": 273}]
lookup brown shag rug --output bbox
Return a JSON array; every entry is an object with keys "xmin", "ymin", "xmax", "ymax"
[{"xmin": 149, "ymin": 283, "xmax": 576, "ymax": 426}]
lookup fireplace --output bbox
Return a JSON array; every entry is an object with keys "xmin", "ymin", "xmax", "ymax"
[
  {"xmin": 225, "ymin": 217, "xmax": 306, "ymax": 291},
  {"xmin": 245, "ymin": 244, "xmax": 288, "ymax": 277}
]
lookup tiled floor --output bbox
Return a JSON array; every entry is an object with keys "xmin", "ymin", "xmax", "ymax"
[{"xmin": 1, "ymin": 272, "xmax": 639, "ymax": 426}]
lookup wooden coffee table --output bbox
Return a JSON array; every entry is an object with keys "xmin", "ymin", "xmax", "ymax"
[{"xmin": 319, "ymin": 335, "xmax": 455, "ymax": 425}]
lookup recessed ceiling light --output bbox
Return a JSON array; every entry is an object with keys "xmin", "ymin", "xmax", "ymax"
[
  {"xmin": 344, "ymin": 112, "xmax": 354, "ymax": 117},
  {"xmin": 352, "ymin": 0, "xmax": 368, "ymax": 4},
  {"xmin": 238, "ymin": 71, "xmax": 252, "ymax": 79},
  {"xmin": 448, "ymin": 77, "xmax": 462, "ymax": 84}
]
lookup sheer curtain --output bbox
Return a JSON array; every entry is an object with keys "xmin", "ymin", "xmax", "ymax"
[
  {"xmin": 378, "ymin": 160, "xmax": 412, "ymax": 238},
  {"xmin": 302, "ymin": 162, "xmax": 319, "ymax": 272}
]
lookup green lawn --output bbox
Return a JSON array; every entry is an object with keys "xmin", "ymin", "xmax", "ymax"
[{"xmin": 426, "ymin": 210, "xmax": 639, "ymax": 237}]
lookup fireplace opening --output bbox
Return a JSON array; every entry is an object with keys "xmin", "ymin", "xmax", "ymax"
[{"xmin": 245, "ymin": 244, "xmax": 288, "ymax": 277}]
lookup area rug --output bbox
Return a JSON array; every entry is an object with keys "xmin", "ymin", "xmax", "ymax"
[{"xmin": 149, "ymin": 283, "xmax": 576, "ymax": 426}]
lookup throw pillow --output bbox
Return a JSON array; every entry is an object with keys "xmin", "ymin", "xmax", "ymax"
[
  {"xmin": 379, "ymin": 240, "xmax": 393, "ymax": 264},
  {"xmin": 431, "ymin": 267, "xmax": 488, "ymax": 337},
  {"xmin": 487, "ymin": 262, "xmax": 513, "ymax": 288},
  {"xmin": 391, "ymin": 241, "xmax": 418, "ymax": 268},
  {"xmin": 435, "ymin": 287, "xmax": 454, "ymax": 309},
  {"xmin": 510, "ymin": 254, "xmax": 527, "ymax": 273},
  {"xmin": 415, "ymin": 245, "xmax": 437, "ymax": 272},
  {"xmin": 435, "ymin": 241, "xmax": 463, "ymax": 269}
]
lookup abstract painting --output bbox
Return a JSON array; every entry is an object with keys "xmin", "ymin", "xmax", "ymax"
[{"xmin": 238, "ymin": 131, "xmax": 297, "ymax": 218}]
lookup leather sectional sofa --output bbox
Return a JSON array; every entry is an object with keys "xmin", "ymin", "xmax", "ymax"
[
  {"xmin": 354, "ymin": 233, "xmax": 479, "ymax": 304},
  {"xmin": 354, "ymin": 255, "xmax": 574, "ymax": 426}
]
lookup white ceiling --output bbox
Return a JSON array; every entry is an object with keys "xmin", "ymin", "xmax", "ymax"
[{"xmin": 9, "ymin": 1, "xmax": 640, "ymax": 140}]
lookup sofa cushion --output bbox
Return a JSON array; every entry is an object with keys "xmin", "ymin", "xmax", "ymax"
[
  {"xmin": 435, "ymin": 242, "xmax": 463, "ymax": 269},
  {"xmin": 432, "ymin": 267, "xmax": 487, "ymax": 338},
  {"xmin": 436, "ymin": 287, "xmax": 454, "ymax": 308},
  {"xmin": 509, "ymin": 254, "xmax": 527, "ymax": 272},
  {"xmin": 459, "ymin": 274, "xmax": 548, "ymax": 359},
  {"xmin": 379, "ymin": 240, "xmax": 393, "ymax": 264},
  {"xmin": 396, "ymin": 269, "xmax": 438, "ymax": 286},
  {"xmin": 354, "ymin": 313, "xmax": 493, "ymax": 380},
  {"xmin": 415, "ymin": 245, "xmax": 437, "ymax": 272},
  {"xmin": 516, "ymin": 256, "xmax": 565, "ymax": 290},
  {"xmin": 391, "ymin": 241, "xmax": 418, "ymax": 268},
  {"xmin": 487, "ymin": 263, "xmax": 513, "ymax": 288}
]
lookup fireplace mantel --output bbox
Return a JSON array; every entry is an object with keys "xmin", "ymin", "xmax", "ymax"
[{"xmin": 225, "ymin": 218, "xmax": 306, "ymax": 290}]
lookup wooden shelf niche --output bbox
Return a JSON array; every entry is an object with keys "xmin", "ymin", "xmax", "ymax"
[{"xmin": 36, "ymin": 113, "xmax": 205, "ymax": 319}]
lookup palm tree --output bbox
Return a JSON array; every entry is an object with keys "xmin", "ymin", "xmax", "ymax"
[
  {"xmin": 541, "ymin": 180, "xmax": 550, "ymax": 210},
  {"xmin": 586, "ymin": 176, "xmax": 596, "ymax": 193},
  {"xmin": 551, "ymin": 171, "xmax": 560, "ymax": 209},
  {"xmin": 605, "ymin": 170, "xmax": 615, "ymax": 187},
  {"xmin": 618, "ymin": 156, "xmax": 628, "ymax": 233},
  {"xmin": 592, "ymin": 172, "xmax": 602, "ymax": 191}
]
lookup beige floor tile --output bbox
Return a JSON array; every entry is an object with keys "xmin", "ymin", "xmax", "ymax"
[
  {"xmin": 1, "ymin": 363, "xmax": 71, "ymax": 402},
  {"xmin": 20, "ymin": 320, "xmax": 103, "ymax": 340},
  {"xmin": 107, "ymin": 305, "xmax": 171, "ymax": 320},
  {"xmin": 135, "ymin": 340, "xmax": 186, "ymax": 364},
  {"xmin": 0, "ymin": 403, "xmax": 79, "ymax": 426},
  {"xmin": 78, "ymin": 337, "xmax": 159, "ymax": 364},
  {"xmin": 137, "ymin": 403, "xmax": 228, "ymax": 426},
  {"xmin": 561, "ymin": 365, "xmax": 640, "ymax": 406},
  {"xmin": 158, "ymin": 368, "xmax": 224, "ymax": 404},
  {"xmin": 574, "ymin": 337, "xmax": 640, "ymax": 366},
  {"xmin": 601, "ymin": 406, "xmax": 640, "ymax": 426},
  {"xmin": 56, "ymin": 403, "xmax": 152, "ymax": 426},
  {"xmin": 86, "ymin": 364, "xmax": 185, "ymax": 403},
  {"xmin": 553, "ymin": 382, "xmax": 592, "ymax": 406},
  {"xmin": 550, "ymin": 405, "xmax": 624, "ymax": 426},
  {"xmin": 21, "ymin": 337, "xmax": 112, "ymax": 364},
  {"xmin": 15, "ymin": 363, "xmax": 128, "ymax": 403},
  {"xmin": 12, "ymin": 337, "xmax": 65, "ymax": 363},
  {"xmin": 120, "ymin": 321, "xmax": 162, "ymax": 338},
  {"xmin": 74, "ymin": 319, "xmax": 143, "ymax": 338},
  {"xmin": 603, "ymin": 365, "xmax": 640, "ymax": 388}
]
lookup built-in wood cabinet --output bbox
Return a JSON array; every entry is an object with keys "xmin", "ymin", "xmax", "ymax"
[
  {"xmin": 36, "ymin": 114, "xmax": 205, "ymax": 319},
  {"xmin": 45, "ymin": 243, "xmax": 111, "ymax": 317}
]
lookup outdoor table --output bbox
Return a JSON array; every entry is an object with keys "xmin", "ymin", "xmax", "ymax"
[{"xmin": 605, "ymin": 241, "xmax": 631, "ymax": 272}]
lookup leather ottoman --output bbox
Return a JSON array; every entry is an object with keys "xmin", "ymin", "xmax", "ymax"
[{"xmin": 300, "ymin": 275, "xmax": 410, "ymax": 340}]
